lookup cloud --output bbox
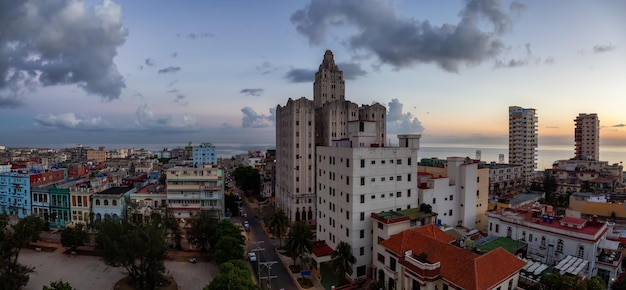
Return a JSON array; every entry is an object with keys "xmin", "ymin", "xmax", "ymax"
[
  {"xmin": 34, "ymin": 113, "xmax": 109, "ymax": 130},
  {"xmin": 337, "ymin": 62, "xmax": 367, "ymax": 80},
  {"xmin": 176, "ymin": 32, "xmax": 214, "ymax": 39},
  {"xmin": 158, "ymin": 66, "xmax": 181, "ymax": 74},
  {"xmin": 167, "ymin": 80, "xmax": 178, "ymax": 87},
  {"xmin": 291, "ymin": 0, "xmax": 523, "ymax": 72},
  {"xmin": 0, "ymin": 95, "xmax": 26, "ymax": 109},
  {"xmin": 0, "ymin": 0, "xmax": 128, "ymax": 101},
  {"xmin": 612, "ymin": 124, "xmax": 625, "ymax": 128},
  {"xmin": 256, "ymin": 61, "xmax": 278, "ymax": 75},
  {"xmin": 134, "ymin": 104, "xmax": 197, "ymax": 130},
  {"xmin": 145, "ymin": 58, "xmax": 155, "ymax": 66},
  {"xmin": 171, "ymin": 52, "xmax": 178, "ymax": 58},
  {"xmin": 494, "ymin": 43, "xmax": 553, "ymax": 69},
  {"xmin": 174, "ymin": 94, "xmax": 188, "ymax": 105},
  {"xmin": 593, "ymin": 45, "xmax": 616, "ymax": 53},
  {"xmin": 167, "ymin": 89, "xmax": 179, "ymax": 94},
  {"xmin": 240, "ymin": 88, "xmax": 264, "ymax": 96},
  {"xmin": 285, "ymin": 69, "xmax": 316, "ymax": 83},
  {"xmin": 241, "ymin": 107, "xmax": 276, "ymax": 128},
  {"xmin": 386, "ymin": 98, "xmax": 424, "ymax": 134}
]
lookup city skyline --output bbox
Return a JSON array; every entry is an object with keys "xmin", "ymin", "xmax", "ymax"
[{"xmin": 0, "ymin": 0, "xmax": 624, "ymax": 148}]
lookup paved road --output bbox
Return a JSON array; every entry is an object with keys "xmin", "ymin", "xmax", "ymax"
[{"xmin": 240, "ymin": 195, "xmax": 298, "ymax": 290}]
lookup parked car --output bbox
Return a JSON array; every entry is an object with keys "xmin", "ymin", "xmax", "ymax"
[
  {"xmin": 244, "ymin": 220, "xmax": 250, "ymax": 232},
  {"xmin": 248, "ymin": 252, "xmax": 257, "ymax": 262}
]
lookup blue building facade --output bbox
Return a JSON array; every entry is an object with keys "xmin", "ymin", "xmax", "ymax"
[
  {"xmin": 0, "ymin": 172, "xmax": 32, "ymax": 218},
  {"xmin": 193, "ymin": 143, "xmax": 217, "ymax": 165}
]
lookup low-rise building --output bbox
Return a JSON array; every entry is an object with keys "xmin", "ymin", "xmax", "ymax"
[{"xmin": 92, "ymin": 186, "xmax": 135, "ymax": 221}]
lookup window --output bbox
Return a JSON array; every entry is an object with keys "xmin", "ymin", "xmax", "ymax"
[
  {"xmin": 360, "ymin": 159, "xmax": 365, "ymax": 168},
  {"xmin": 346, "ymin": 228, "xmax": 349, "ymax": 237},
  {"xmin": 360, "ymin": 177, "xmax": 365, "ymax": 186},
  {"xmin": 408, "ymin": 158, "xmax": 412, "ymax": 165},
  {"xmin": 377, "ymin": 253, "xmax": 385, "ymax": 263},
  {"xmin": 396, "ymin": 159, "xmax": 402, "ymax": 165},
  {"xmin": 449, "ymin": 195, "xmax": 453, "ymax": 201},
  {"xmin": 360, "ymin": 247, "xmax": 365, "ymax": 256},
  {"xmin": 490, "ymin": 223, "xmax": 493, "ymax": 231},
  {"xmin": 557, "ymin": 239, "xmax": 564, "ymax": 253},
  {"xmin": 371, "ymin": 160, "xmax": 375, "ymax": 165},
  {"xmin": 577, "ymin": 245, "xmax": 584, "ymax": 258},
  {"xmin": 96, "ymin": 199, "xmax": 100, "ymax": 206},
  {"xmin": 346, "ymin": 210, "xmax": 350, "ymax": 220},
  {"xmin": 390, "ymin": 257, "xmax": 397, "ymax": 271},
  {"xmin": 360, "ymin": 230, "xmax": 365, "ymax": 239},
  {"xmin": 397, "ymin": 175, "xmax": 402, "ymax": 181},
  {"xmin": 396, "ymin": 192, "xmax": 401, "ymax": 198},
  {"xmin": 104, "ymin": 200, "xmax": 109, "ymax": 206},
  {"xmin": 495, "ymin": 224, "xmax": 499, "ymax": 233},
  {"xmin": 112, "ymin": 200, "xmax": 117, "ymax": 206},
  {"xmin": 347, "ymin": 158, "xmax": 350, "ymax": 167},
  {"xmin": 541, "ymin": 236, "xmax": 546, "ymax": 248},
  {"xmin": 407, "ymin": 189, "xmax": 411, "ymax": 197},
  {"xmin": 378, "ymin": 222, "xmax": 383, "ymax": 229},
  {"xmin": 360, "ymin": 212, "xmax": 365, "ymax": 221},
  {"xmin": 449, "ymin": 209, "xmax": 453, "ymax": 216},
  {"xmin": 360, "ymin": 195, "xmax": 365, "ymax": 203},
  {"xmin": 432, "ymin": 198, "xmax": 436, "ymax": 204}
]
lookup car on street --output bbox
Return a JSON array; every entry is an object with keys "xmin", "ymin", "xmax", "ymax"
[
  {"xmin": 248, "ymin": 252, "xmax": 257, "ymax": 262},
  {"xmin": 244, "ymin": 220, "xmax": 250, "ymax": 232}
]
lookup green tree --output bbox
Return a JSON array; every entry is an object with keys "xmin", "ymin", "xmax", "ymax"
[
  {"xmin": 61, "ymin": 224, "xmax": 90, "ymax": 252},
  {"xmin": 586, "ymin": 276, "xmax": 606, "ymax": 290},
  {"xmin": 158, "ymin": 172, "xmax": 167, "ymax": 185},
  {"xmin": 613, "ymin": 275, "xmax": 626, "ymax": 290},
  {"xmin": 43, "ymin": 279, "xmax": 76, "ymax": 290},
  {"xmin": 208, "ymin": 219, "xmax": 244, "ymax": 251},
  {"xmin": 268, "ymin": 208, "xmax": 289, "ymax": 246},
  {"xmin": 95, "ymin": 213, "xmax": 168, "ymax": 290},
  {"xmin": 285, "ymin": 221, "xmax": 313, "ymax": 266},
  {"xmin": 330, "ymin": 241, "xmax": 357, "ymax": 285},
  {"xmin": 204, "ymin": 260, "xmax": 260, "ymax": 290},
  {"xmin": 213, "ymin": 236, "xmax": 245, "ymax": 264},
  {"xmin": 232, "ymin": 166, "xmax": 261, "ymax": 195},
  {"xmin": 164, "ymin": 209, "xmax": 182, "ymax": 250},
  {"xmin": 187, "ymin": 211, "xmax": 217, "ymax": 251},
  {"xmin": 0, "ymin": 214, "xmax": 44, "ymax": 289}
]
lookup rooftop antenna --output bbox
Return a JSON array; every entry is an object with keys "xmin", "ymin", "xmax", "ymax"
[{"xmin": 499, "ymin": 154, "xmax": 505, "ymax": 163}]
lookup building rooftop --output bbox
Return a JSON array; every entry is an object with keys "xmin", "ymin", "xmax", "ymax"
[
  {"xmin": 371, "ymin": 208, "xmax": 435, "ymax": 224},
  {"xmin": 96, "ymin": 186, "xmax": 133, "ymax": 196}
]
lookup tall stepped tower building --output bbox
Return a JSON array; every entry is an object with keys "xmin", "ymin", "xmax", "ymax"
[{"xmin": 275, "ymin": 50, "xmax": 388, "ymax": 223}]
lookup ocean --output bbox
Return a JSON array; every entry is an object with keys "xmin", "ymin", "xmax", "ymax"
[{"xmin": 15, "ymin": 142, "xmax": 625, "ymax": 170}]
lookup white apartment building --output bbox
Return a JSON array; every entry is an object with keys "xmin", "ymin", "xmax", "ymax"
[
  {"xmin": 192, "ymin": 142, "xmax": 217, "ymax": 165},
  {"xmin": 509, "ymin": 106, "xmax": 538, "ymax": 184},
  {"xmin": 487, "ymin": 205, "xmax": 622, "ymax": 286},
  {"xmin": 315, "ymin": 121, "xmax": 421, "ymax": 281},
  {"xmin": 479, "ymin": 162, "xmax": 524, "ymax": 196},
  {"xmin": 166, "ymin": 165, "xmax": 225, "ymax": 219},
  {"xmin": 418, "ymin": 157, "xmax": 488, "ymax": 230},
  {"xmin": 575, "ymin": 113, "xmax": 600, "ymax": 161}
]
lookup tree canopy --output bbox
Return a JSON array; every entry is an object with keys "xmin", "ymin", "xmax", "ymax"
[
  {"xmin": 61, "ymin": 224, "xmax": 90, "ymax": 252},
  {"xmin": 330, "ymin": 241, "xmax": 357, "ymax": 285},
  {"xmin": 186, "ymin": 211, "xmax": 217, "ymax": 251},
  {"xmin": 268, "ymin": 208, "xmax": 288, "ymax": 246},
  {"xmin": 43, "ymin": 279, "xmax": 76, "ymax": 290},
  {"xmin": 203, "ymin": 260, "xmax": 260, "ymax": 290},
  {"xmin": 0, "ymin": 214, "xmax": 44, "ymax": 289},
  {"xmin": 95, "ymin": 213, "xmax": 168, "ymax": 290},
  {"xmin": 285, "ymin": 221, "xmax": 313, "ymax": 266},
  {"xmin": 232, "ymin": 166, "xmax": 261, "ymax": 195}
]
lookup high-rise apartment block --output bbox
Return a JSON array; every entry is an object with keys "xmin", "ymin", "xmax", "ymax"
[
  {"xmin": 166, "ymin": 166, "xmax": 225, "ymax": 219},
  {"xmin": 192, "ymin": 142, "xmax": 217, "ymax": 165},
  {"xmin": 508, "ymin": 106, "xmax": 538, "ymax": 183},
  {"xmin": 276, "ymin": 50, "xmax": 388, "ymax": 223},
  {"xmin": 574, "ymin": 113, "xmax": 599, "ymax": 161}
]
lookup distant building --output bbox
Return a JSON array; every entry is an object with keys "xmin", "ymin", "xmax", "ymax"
[
  {"xmin": 166, "ymin": 165, "xmax": 225, "ymax": 219},
  {"xmin": 478, "ymin": 162, "xmax": 524, "ymax": 196},
  {"xmin": 92, "ymin": 186, "xmax": 135, "ymax": 221},
  {"xmin": 574, "ymin": 113, "xmax": 600, "ymax": 161},
  {"xmin": 509, "ymin": 106, "xmax": 538, "ymax": 184},
  {"xmin": 547, "ymin": 159, "xmax": 623, "ymax": 193},
  {"xmin": 0, "ymin": 172, "xmax": 31, "ymax": 218},
  {"xmin": 87, "ymin": 148, "xmax": 107, "ymax": 163},
  {"xmin": 192, "ymin": 143, "xmax": 217, "ymax": 165}
]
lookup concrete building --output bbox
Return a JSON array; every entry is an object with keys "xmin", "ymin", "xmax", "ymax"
[
  {"xmin": 487, "ymin": 204, "xmax": 622, "ymax": 286},
  {"xmin": 92, "ymin": 186, "xmax": 135, "ymax": 221},
  {"xmin": 192, "ymin": 143, "xmax": 217, "ymax": 165},
  {"xmin": 508, "ymin": 106, "xmax": 538, "ymax": 183},
  {"xmin": 166, "ymin": 165, "xmax": 225, "ymax": 220},
  {"xmin": 315, "ymin": 125, "xmax": 421, "ymax": 281},
  {"xmin": 373, "ymin": 224, "xmax": 526, "ymax": 290},
  {"xmin": 574, "ymin": 113, "xmax": 600, "ymax": 161},
  {"xmin": 275, "ymin": 50, "xmax": 389, "ymax": 224},
  {"xmin": 0, "ymin": 171, "xmax": 31, "ymax": 218},
  {"xmin": 87, "ymin": 148, "xmax": 107, "ymax": 163},
  {"xmin": 478, "ymin": 162, "xmax": 524, "ymax": 196},
  {"xmin": 418, "ymin": 157, "xmax": 489, "ymax": 230},
  {"xmin": 547, "ymin": 159, "xmax": 623, "ymax": 194}
]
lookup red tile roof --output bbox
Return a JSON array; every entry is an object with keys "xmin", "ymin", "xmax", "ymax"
[
  {"xmin": 312, "ymin": 240, "xmax": 334, "ymax": 257},
  {"xmin": 380, "ymin": 226, "xmax": 526, "ymax": 290}
]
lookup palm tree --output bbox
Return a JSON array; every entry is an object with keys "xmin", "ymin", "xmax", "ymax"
[
  {"xmin": 330, "ymin": 241, "xmax": 356, "ymax": 285},
  {"xmin": 268, "ymin": 209, "xmax": 289, "ymax": 246},
  {"xmin": 284, "ymin": 221, "xmax": 313, "ymax": 266}
]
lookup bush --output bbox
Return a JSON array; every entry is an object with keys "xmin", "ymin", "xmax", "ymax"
[
  {"xmin": 289, "ymin": 265, "xmax": 301, "ymax": 273},
  {"xmin": 297, "ymin": 278, "xmax": 313, "ymax": 289}
]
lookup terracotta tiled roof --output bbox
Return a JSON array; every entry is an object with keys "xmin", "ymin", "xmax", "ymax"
[{"xmin": 380, "ymin": 226, "xmax": 526, "ymax": 290}]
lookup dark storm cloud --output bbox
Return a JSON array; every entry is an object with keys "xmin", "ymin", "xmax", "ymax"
[
  {"xmin": 240, "ymin": 88, "xmax": 264, "ymax": 97},
  {"xmin": 176, "ymin": 32, "xmax": 214, "ymax": 39},
  {"xmin": 291, "ymin": 0, "xmax": 524, "ymax": 72},
  {"xmin": 145, "ymin": 58, "xmax": 155, "ymax": 66},
  {"xmin": 158, "ymin": 66, "xmax": 181, "ymax": 74},
  {"xmin": 337, "ymin": 62, "xmax": 367, "ymax": 80},
  {"xmin": 0, "ymin": 95, "xmax": 26, "ymax": 109},
  {"xmin": 386, "ymin": 99, "xmax": 424, "ymax": 134},
  {"xmin": 285, "ymin": 69, "xmax": 316, "ymax": 83},
  {"xmin": 593, "ymin": 45, "xmax": 616, "ymax": 53},
  {"xmin": 0, "ymin": 0, "xmax": 128, "ymax": 102},
  {"xmin": 241, "ymin": 107, "xmax": 276, "ymax": 128}
]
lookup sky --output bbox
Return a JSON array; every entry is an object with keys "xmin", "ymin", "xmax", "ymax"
[{"xmin": 0, "ymin": 0, "xmax": 625, "ymax": 150}]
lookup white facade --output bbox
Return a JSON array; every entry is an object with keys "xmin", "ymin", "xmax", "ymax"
[
  {"xmin": 480, "ymin": 162, "xmax": 524, "ymax": 196},
  {"xmin": 574, "ymin": 113, "xmax": 599, "ymax": 161},
  {"xmin": 487, "ymin": 207, "xmax": 622, "ymax": 285},
  {"xmin": 508, "ymin": 106, "xmax": 538, "ymax": 184},
  {"xmin": 166, "ymin": 165, "xmax": 225, "ymax": 219},
  {"xmin": 316, "ymin": 130, "xmax": 420, "ymax": 281}
]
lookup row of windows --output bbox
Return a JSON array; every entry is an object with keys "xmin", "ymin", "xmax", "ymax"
[
  {"xmin": 359, "ymin": 174, "xmax": 412, "ymax": 185},
  {"xmin": 360, "ymin": 158, "xmax": 410, "ymax": 167}
]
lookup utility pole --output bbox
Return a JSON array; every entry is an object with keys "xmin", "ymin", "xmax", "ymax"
[
  {"xmin": 251, "ymin": 241, "xmax": 265, "ymax": 285},
  {"xmin": 251, "ymin": 240, "xmax": 279, "ymax": 289},
  {"xmin": 259, "ymin": 261, "xmax": 278, "ymax": 289}
]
